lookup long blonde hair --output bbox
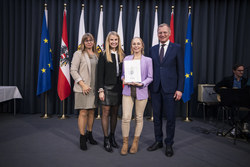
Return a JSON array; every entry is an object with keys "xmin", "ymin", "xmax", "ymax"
[
  {"xmin": 130, "ymin": 37, "xmax": 145, "ymax": 55},
  {"xmin": 104, "ymin": 31, "xmax": 124, "ymax": 62},
  {"xmin": 80, "ymin": 33, "xmax": 99, "ymax": 57}
]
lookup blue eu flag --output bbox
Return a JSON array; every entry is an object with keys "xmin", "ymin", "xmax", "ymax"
[
  {"xmin": 182, "ymin": 12, "xmax": 194, "ymax": 103},
  {"xmin": 36, "ymin": 11, "xmax": 53, "ymax": 95}
]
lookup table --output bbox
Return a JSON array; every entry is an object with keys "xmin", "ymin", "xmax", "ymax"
[{"xmin": 0, "ymin": 86, "xmax": 22, "ymax": 116}]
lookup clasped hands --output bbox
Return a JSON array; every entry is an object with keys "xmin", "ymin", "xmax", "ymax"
[{"xmin": 81, "ymin": 84, "xmax": 91, "ymax": 95}]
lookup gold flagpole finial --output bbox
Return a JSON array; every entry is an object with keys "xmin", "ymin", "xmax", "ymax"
[
  {"xmin": 44, "ymin": 3, "xmax": 47, "ymax": 10},
  {"xmin": 64, "ymin": 3, "xmax": 67, "ymax": 10},
  {"xmin": 100, "ymin": 5, "xmax": 103, "ymax": 11},
  {"xmin": 137, "ymin": 6, "xmax": 140, "ymax": 11},
  {"xmin": 120, "ymin": 5, "xmax": 123, "ymax": 10},
  {"xmin": 155, "ymin": 6, "xmax": 158, "ymax": 12},
  {"xmin": 188, "ymin": 6, "xmax": 191, "ymax": 13},
  {"xmin": 82, "ymin": 4, "xmax": 84, "ymax": 9},
  {"xmin": 172, "ymin": 6, "xmax": 174, "ymax": 13}
]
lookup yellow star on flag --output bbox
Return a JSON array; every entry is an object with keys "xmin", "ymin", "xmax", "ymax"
[
  {"xmin": 44, "ymin": 38, "xmax": 48, "ymax": 43},
  {"xmin": 185, "ymin": 73, "xmax": 190, "ymax": 78},
  {"xmin": 48, "ymin": 64, "xmax": 51, "ymax": 68},
  {"xmin": 190, "ymin": 72, "xmax": 193, "ymax": 76},
  {"xmin": 185, "ymin": 39, "xmax": 189, "ymax": 44},
  {"xmin": 41, "ymin": 68, "xmax": 46, "ymax": 73},
  {"xmin": 50, "ymin": 48, "xmax": 52, "ymax": 53}
]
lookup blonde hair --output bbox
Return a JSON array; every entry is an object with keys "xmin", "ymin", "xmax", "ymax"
[
  {"xmin": 80, "ymin": 33, "xmax": 99, "ymax": 57},
  {"xmin": 104, "ymin": 31, "xmax": 124, "ymax": 62},
  {"xmin": 130, "ymin": 37, "xmax": 145, "ymax": 55}
]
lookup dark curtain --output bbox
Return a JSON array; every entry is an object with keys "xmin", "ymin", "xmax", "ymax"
[{"xmin": 1, "ymin": 0, "xmax": 250, "ymax": 116}]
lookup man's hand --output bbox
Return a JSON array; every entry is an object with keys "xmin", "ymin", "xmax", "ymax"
[{"xmin": 173, "ymin": 91, "xmax": 182, "ymax": 101}]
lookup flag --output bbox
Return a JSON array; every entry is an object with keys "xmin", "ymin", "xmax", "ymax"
[
  {"xmin": 182, "ymin": 12, "xmax": 194, "ymax": 103},
  {"xmin": 133, "ymin": 7, "xmax": 140, "ymax": 37},
  {"xmin": 36, "ymin": 8, "xmax": 53, "ymax": 96},
  {"xmin": 57, "ymin": 8, "xmax": 71, "ymax": 101},
  {"xmin": 169, "ymin": 9, "xmax": 175, "ymax": 43},
  {"xmin": 78, "ymin": 4, "xmax": 85, "ymax": 49},
  {"xmin": 152, "ymin": 7, "xmax": 158, "ymax": 46},
  {"xmin": 96, "ymin": 6, "xmax": 104, "ymax": 53},
  {"xmin": 117, "ymin": 6, "xmax": 124, "ymax": 50}
]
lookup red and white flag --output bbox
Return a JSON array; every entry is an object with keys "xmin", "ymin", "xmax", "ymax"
[
  {"xmin": 169, "ymin": 8, "xmax": 175, "ymax": 43},
  {"xmin": 57, "ymin": 8, "xmax": 71, "ymax": 101}
]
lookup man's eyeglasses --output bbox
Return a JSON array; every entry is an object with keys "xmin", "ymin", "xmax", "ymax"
[{"xmin": 236, "ymin": 70, "xmax": 244, "ymax": 72}]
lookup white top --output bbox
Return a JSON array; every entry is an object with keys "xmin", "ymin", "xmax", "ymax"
[{"xmin": 111, "ymin": 50, "xmax": 119, "ymax": 76}]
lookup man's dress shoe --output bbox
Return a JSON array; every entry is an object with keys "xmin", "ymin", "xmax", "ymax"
[
  {"xmin": 147, "ymin": 142, "xmax": 163, "ymax": 151},
  {"xmin": 165, "ymin": 145, "xmax": 173, "ymax": 157}
]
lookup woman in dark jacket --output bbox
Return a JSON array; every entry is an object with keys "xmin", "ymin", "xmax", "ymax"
[{"xmin": 97, "ymin": 31, "xmax": 124, "ymax": 152}]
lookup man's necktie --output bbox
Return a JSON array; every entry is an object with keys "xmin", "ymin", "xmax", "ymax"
[{"xmin": 159, "ymin": 44, "xmax": 165, "ymax": 63}]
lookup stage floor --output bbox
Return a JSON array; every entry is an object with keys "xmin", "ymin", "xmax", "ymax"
[{"xmin": 0, "ymin": 113, "xmax": 250, "ymax": 167}]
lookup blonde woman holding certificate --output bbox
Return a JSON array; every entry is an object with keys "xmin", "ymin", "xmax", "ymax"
[{"xmin": 120, "ymin": 37, "xmax": 153, "ymax": 155}]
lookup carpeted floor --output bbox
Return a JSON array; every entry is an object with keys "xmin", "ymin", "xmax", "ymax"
[{"xmin": 0, "ymin": 113, "xmax": 250, "ymax": 167}]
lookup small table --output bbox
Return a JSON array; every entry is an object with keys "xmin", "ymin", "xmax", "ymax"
[{"xmin": 0, "ymin": 86, "xmax": 22, "ymax": 116}]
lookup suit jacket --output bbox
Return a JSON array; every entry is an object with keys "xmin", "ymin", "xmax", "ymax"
[
  {"xmin": 97, "ymin": 53, "xmax": 123, "ymax": 90},
  {"xmin": 71, "ymin": 50, "xmax": 96, "ymax": 93},
  {"xmin": 149, "ymin": 42, "xmax": 184, "ymax": 94},
  {"xmin": 121, "ymin": 55, "xmax": 153, "ymax": 100},
  {"xmin": 214, "ymin": 75, "xmax": 248, "ymax": 93}
]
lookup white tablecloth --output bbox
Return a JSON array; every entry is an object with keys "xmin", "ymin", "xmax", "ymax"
[
  {"xmin": 0, "ymin": 86, "xmax": 22, "ymax": 102},
  {"xmin": 0, "ymin": 86, "xmax": 22, "ymax": 116}
]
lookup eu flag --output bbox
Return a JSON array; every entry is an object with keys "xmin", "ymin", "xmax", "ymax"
[
  {"xmin": 36, "ymin": 11, "xmax": 53, "ymax": 95},
  {"xmin": 182, "ymin": 12, "xmax": 194, "ymax": 103}
]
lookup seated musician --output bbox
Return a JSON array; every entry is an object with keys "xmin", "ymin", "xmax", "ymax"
[
  {"xmin": 214, "ymin": 64, "xmax": 249, "ymax": 136},
  {"xmin": 214, "ymin": 64, "xmax": 247, "ymax": 93}
]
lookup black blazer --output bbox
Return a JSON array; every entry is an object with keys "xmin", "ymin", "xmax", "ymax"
[
  {"xmin": 214, "ymin": 75, "xmax": 248, "ymax": 93},
  {"xmin": 97, "ymin": 53, "xmax": 122, "ymax": 89}
]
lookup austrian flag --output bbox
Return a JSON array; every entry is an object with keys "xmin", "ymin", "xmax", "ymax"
[{"xmin": 57, "ymin": 8, "xmax": 71, "ymax": 101}]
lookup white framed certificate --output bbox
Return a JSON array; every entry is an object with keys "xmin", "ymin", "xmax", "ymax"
[{"xmin": 124, "ymin": 60, "xmax": 141, "ymax": 83}]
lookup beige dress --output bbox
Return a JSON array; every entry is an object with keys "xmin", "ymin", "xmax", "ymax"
[{"xmin": 75, "ymin": 54, "xmax": 98, "ymax": 109}]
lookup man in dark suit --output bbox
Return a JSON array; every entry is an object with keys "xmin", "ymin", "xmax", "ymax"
[{"xmin": 147, "ymin": 23, "xmax": 184, "ymax": 157}]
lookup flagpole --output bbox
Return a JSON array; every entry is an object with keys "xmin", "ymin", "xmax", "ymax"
[
  {"xmin": 147, "ymin": 5, "xmax": 158, "ymax": 122},
  {"xmin": 59, "ymin": 100, "xmax": 69, "ymax": 119},
  {"xmin": 41, "ymin": 92, "xmax": 50, "ymax": 119},
  {"xmin": 58, "ymin": 3, "xmax": 70, "ymax": 119},
  {"xmin": 96, "ymin": 107, "xmax": 101, "ymax": 119},
  {"xmin": 184, "ymin": 101, "xmax": 192, "ymax": 122},
  {"xmin": 183, "ymin": 6, "xmax": 193, "ymax": 122},
  {"xmin": 40, "ymin": 3, "xmax": 50, "ymax": 119}
]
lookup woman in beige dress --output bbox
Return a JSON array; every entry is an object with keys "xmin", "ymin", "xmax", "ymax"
[{"xmin": 70, "ymin": 33, "xmax": 99, "ymax": 151}]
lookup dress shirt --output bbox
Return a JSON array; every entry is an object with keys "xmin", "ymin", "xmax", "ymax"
[
  {"xmin": 233, "ymin": 76, "xmax": 242, "ymax": 88},
  {"xmin": 159, "ymin": 40, "xmax": 170, "ymax": 57}
]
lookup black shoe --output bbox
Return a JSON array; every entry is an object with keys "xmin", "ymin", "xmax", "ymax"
[
  {"xmin": 109, "ymin": 133, "xmax": 119, "ymax": 148},
  {"xmin": 80, "ymin": 134, "xmax": 87, "ymax": 151},
  {"xmin": 165, "ymin": 145, "xmax": 173, "ymax": 157},
  {"xmin": 104, "ymin": 136, "xmax": 113, "ymax": 152},
  {"xmin": 86, "ymin": 130, "xmax": 98, "ymax": 145},
  {"xmin": 147, "ymin": 142, "xmax": 163, "ymax": 151}
]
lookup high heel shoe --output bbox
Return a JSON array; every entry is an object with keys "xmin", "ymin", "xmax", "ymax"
[
  {"xmin": 80, "ymin": 134, "xmax": 87, "ymax": 151},
  {"xmin": 86, "ymin": 130, "xmax": 98, "ymax": 145},
  {"xmin": 104, "ymin": 136, "xmax": 113, "ymax": 152},
  {"xmin": 109, "ymin": 133, "xmax": 119, "ymax": 148}
]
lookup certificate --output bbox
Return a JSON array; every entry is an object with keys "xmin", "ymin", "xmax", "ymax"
[{"xmin": 124, "ymin": 60, "xmax": 141, "ymax": 83}]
